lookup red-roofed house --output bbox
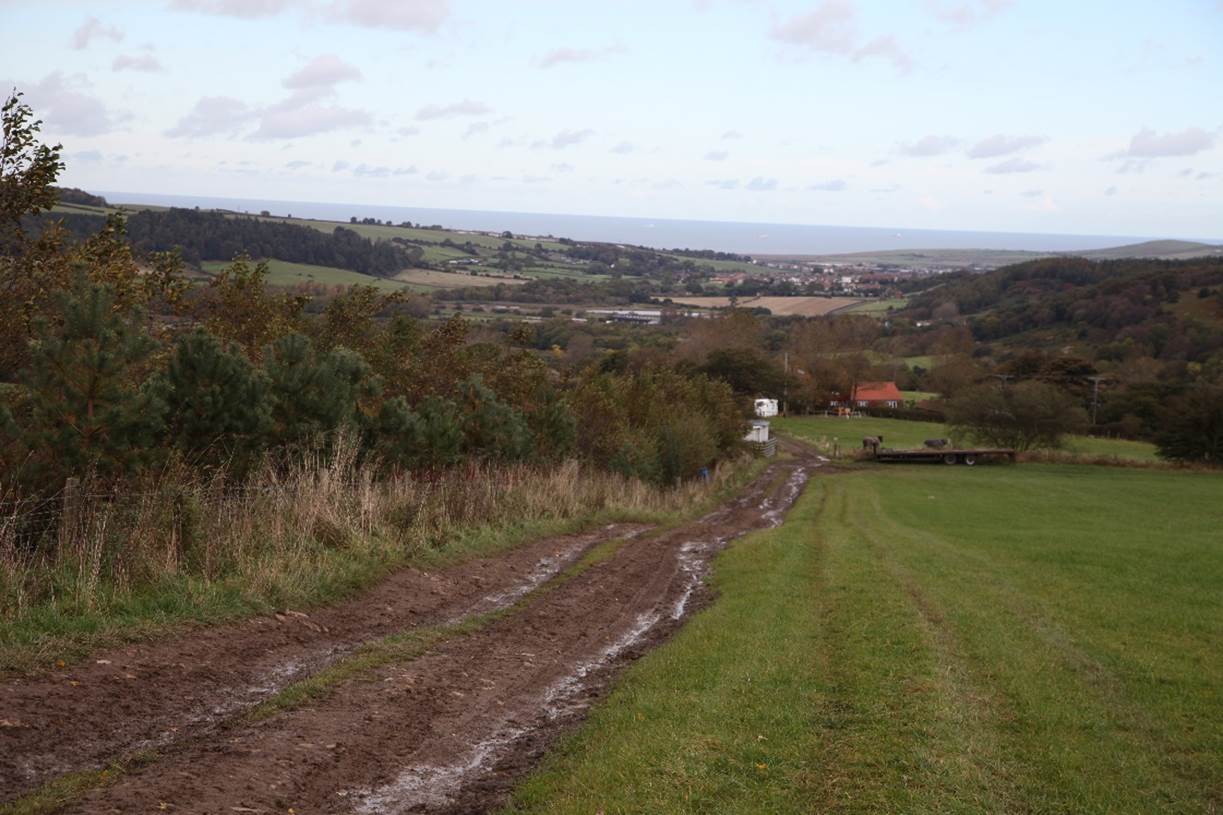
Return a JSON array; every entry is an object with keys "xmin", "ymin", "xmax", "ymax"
[{"xmin": 831, "ymin": 381, "xmax": 904, "ymax": 410}]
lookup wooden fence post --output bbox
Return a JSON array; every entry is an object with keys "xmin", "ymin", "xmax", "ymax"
[{"xmin": 60, "ymin": 476, "xmax": 81, "ymax": 548}]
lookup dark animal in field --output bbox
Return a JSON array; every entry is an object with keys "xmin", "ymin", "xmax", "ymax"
[
  {"xmin": 924, "ymin": 438, "xmax": 950, "ymax": 449},
  {"xmin": 862, "ymin": 436, "xmax": 883, "ymax": 452}
]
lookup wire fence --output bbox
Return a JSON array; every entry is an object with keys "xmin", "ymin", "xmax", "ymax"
[{"xmin": 0, "ymin": 479, "xmax": 331, "ymax": 552}]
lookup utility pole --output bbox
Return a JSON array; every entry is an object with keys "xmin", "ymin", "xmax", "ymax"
[
  {"xmin": 782, "ymin": 351, "xmax": 789, "ymax": 416},
  {"xmin": 1087, "ymin": 375, "xmax": 1106, "ymax": 426}
]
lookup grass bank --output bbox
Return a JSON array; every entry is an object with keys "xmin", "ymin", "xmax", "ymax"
[
  {"xmin": 507, "ymin": 464, "xmax": 1222, "ymax": 813},
  {"xmin": 0, "ymin": 446, "xmax": 760, "ymax": 675},
  {"xmin": 775, "ymin": 414, "xmax": 1161, "ymax": 462},
  {"xmin": 200, "ymin": 259, "xmax": 412, "ymax": 291}
]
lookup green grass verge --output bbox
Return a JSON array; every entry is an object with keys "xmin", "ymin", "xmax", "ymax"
[
  {"xmin": 507, "ymin": 464, "xmax": 1223, "ymax": 813},
  {"xmin": 775, "ymin": 414, "xmax": 1161, "ymax": 462}
]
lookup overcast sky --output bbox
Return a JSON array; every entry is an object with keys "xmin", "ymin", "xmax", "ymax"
[{"xmin": 2, "ymin": 0, "xmax": 1221, "ymax": 238}]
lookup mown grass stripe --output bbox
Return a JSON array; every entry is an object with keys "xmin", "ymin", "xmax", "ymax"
[{"xmin": 506, "ymin": 464, "xmax": 1223, "ymax": 814}]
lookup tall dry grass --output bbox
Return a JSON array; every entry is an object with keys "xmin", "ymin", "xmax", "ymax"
[{"xmin": 1, "ymin": 437, "xmax": 751, "ymax": 665}]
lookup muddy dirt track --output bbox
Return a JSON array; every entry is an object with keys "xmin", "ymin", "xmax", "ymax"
[{"xmin": 2, "ymin": 454, "xmax": 819, "ymax": 813}]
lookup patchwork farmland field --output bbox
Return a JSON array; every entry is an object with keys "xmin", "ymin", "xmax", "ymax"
[
  {"xmin": 394, "ymin": 268, "xmax": 526, "ymax": 289},
  {"xmin": 200, "ymin": 259, "xmax": 412, "ymax": 291},
  {"xmin": 665, "ymin": 295, "xmax": 862, "ymax": 315},
  {"xmin": 509, "ymin": 464, "xmax": 1223, "ymax": 813}
]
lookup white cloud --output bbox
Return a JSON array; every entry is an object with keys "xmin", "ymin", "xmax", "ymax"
[
  {"xmin": 722, "ymin": 130, "xmax": 742, "ymax": 140},
  {"xmin": 966, "ymin": 134, "xmax": 1045, "ymax": 158},
  {"xmin": 928, "ymin": 0, "xmax": 1013, "ymax": 27},
  {"xmin": 71, "ymin": 17, "xmax": 123, "ymax": 49},
  {"xmin": 327, "ymin": 0, "xmax": 450, "ymax": 32},
  {"xmin": 416, "ymin": 99, "xmax": 491, "ymax": 120},
  {"xmin": 1104, "ymin": 186, "xmax": 1118, "ymax": 196},
  {"xmin": 704, "ymin": 150, "xmax": 729, "ymax": 161},
  {"xmin": 543, "ymin": 128, "xmax": 594, "ymax": 149},
  {"xmin": 1118, "ymin": 126, "xmax": 1215, "ymax": 158},
  {"xmin": 853, "ymin": 36, "xmax": 912, "ymax": 72},
  {"xmin": 771, "ymin": 1, "xmax": 912, "ymax": 72},
  {"xmin": 112, "ymin": 53, "xmax": 165, "ymax": 73},
  {"xmin": 284, "ymin": 160, "xmax": 311, "ymax": 170},
  {"xmin": 897, "ymin": 134, "xmax": 958, "ymax": 157},
  {"xmin": 171, "ymin": 0, "xmax": 291, "ymax": 18},
  {"xmin": 284, "ymin": 54, "xmax": 362, "ymax": 89},
  {"xmin": 746, "ymin": 176, "xmax": 778, "ymax": 191},
  {"xmin": 984, "ymin": 157, "xmax": 1043, "ymax": 174},
  {"xmin": 537, "ymin": 45, "xmax": 625, "ymax": 69},
  {"xmin": 13, "ymin": 73, "xmax": 126, "ymax": 136},
  {"xmin": 708, "ymin": 179, "xmax": 739, "ymax": 190},
  {"xmin": 170, "ymin": 0, "xmax": 449, "ymax": 30},
  {"xmin": 610, "ymin": 141, "xmax": 634, "ymax": 154},
  {"xmin": 772, "ymin": 1, "xmax": 856, "ymax": 53},
  {"xmin": 165, "ymin": 95, "xmax": 253, "ymax": 137},
  {"xmin": 809, "ymin": 179, "xmax": 847, "ymax": 191},
  {"xmin": 352, "ymin": 164, "xmax": 391, "ymax": 177},
  {"xmin": 250, "ymin": 92, "xmax": 371, "ymax": 139}
]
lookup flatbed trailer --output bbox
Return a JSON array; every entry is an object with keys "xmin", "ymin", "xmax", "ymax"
[{"xmin": 872, "ymin": 447, "xmax": 1016, "ymax": 465}]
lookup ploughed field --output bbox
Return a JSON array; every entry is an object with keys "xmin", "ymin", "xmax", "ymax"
[
  {"xmin": 509, "ymin": 463, "xmax": 1223, "ymax": 813},
  {"xmin": 0, "ymin": 457, "xmax": 818, "ymax": 814},
  {"xmin": 664, "ymin": 296, "xmax": 862, "ymax": 315}
]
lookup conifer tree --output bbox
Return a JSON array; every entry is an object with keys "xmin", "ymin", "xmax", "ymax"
[
  {"xmin": 370, "ymin": 394, "xmax": 463, "ymax": 470},
  {"xmin": 457, "ymin": 375, "xmax": 531, "ymax": 461},
  {"xmin": 263, "ymin": 334, "xmax": 380, "ymax": 449},
  {"xmin": 21, "ymin": 279, "xmax": 164, "ymax": 480},
  {"xmin": 156, "ymin": 330, "xmax": 271, "ymax": 468}
]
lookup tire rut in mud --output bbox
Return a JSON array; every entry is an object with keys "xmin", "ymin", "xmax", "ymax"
[
  {"xmin": 50, "ymin": 457, "xmax": 818, "ymax": 815},
  {"xmin": 0, "ymin": 522, "xmax": 649, "ymax": 802}
]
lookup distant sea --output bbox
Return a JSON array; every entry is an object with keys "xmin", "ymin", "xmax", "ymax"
[{"xmin": 99, "ymin": 191, "xmax": 1215, "ymax": 256}]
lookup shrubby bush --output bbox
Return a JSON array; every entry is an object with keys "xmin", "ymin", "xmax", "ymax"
[{"xmin": 946, "ymin": 381, "xmax": 1088, "ymax": 451}]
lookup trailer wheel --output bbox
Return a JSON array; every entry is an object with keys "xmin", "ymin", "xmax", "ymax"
[
  {"xmin": 943, "ymin": 453, "xmax": 959, "ymax": 465},
  {"xmin": 962, "ymin": 454, "xmax": 977, "ymax": 466}
]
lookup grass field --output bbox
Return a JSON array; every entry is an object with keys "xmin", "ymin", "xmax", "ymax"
[
  {"xmin": 254, "ymin": 215, "xmax": 567, "ymax": 253},
  {"xmin": 665, "ymin": 296, "xmax": 861, "ymax": 315},
  {"xmin": 508, "ymin": 464, "xmax": 1223, "ymax": 813},
  {"xmin": 847, "ymin": 297, "xmax": 908, "ymax": 315},
  {"xmin": 902, "ymin": 354, "xmax": 938, "ymax": 369},
  {"xmin": 774, "ymin": 415, "xmax": 1161, "ymax": 462},
  {"xmin": 200, "ymin": 259, "xmax": 412, "ymax": 291},
  {"xmin": 394, "ymin": 268, "xmax": 525, "ymax": 289}
]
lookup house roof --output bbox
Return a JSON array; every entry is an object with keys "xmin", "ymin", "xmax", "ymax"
[{"xmin": 852, "ymin": 381, "xmax": 904, "ymax": 402}]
